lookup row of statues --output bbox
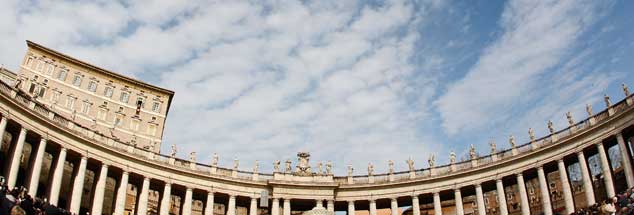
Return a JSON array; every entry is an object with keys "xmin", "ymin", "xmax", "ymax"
[{"xmin": 163, "ymin": 84, "xmax": 632, "ymax": 175}]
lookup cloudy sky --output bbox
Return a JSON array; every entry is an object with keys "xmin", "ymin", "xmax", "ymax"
[{"xmin": 1, "ymin": 0, "xmax": 633, "ymax": 175}]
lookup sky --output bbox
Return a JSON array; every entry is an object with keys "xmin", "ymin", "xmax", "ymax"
[{"xmin": 0, "ymin": 0, "xmax": 633, "ymax": 175}]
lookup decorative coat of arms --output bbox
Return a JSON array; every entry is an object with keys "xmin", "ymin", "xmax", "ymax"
[{"xmin": 294, "ymin": 152, "xmax": 313, "ymax": 176}]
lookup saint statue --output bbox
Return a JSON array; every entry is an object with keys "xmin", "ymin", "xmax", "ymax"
[
  {"xmin": 347, "ymin": 165, "xmax": 354, "ymax": 177},
  {"xmin": 326, "ymin": 161, "xmax": 333, "ymax": 175},
  {"xmin": 170, "ymin": 144, "xmax": 177, "ymax": 157},
  {"xmin": 624, "ymin": 83, "xmax": 630, "ymax": 96},
  {"xmin": 189, "ymin": 152, "xmax": 196, "ymax": 163},
  {"xmin": 368, "ymin": 163, "xmax": 374, "ymax": 176},
  {"xmin": 566, "ymin": 112, "xmax": 574, "ymax": 126},
  {"xmin": 253, "ymin": 160, "xmax": 259, "ymax": 173},
  {"xmin": 317, "ymin": 162, "xmax": 323, "ymax": 174},
  {"xmin": 489, "ymin": 140, "xmax": 496, "ymax": 154},
  {"xmin": 528, "ymin": 128, "xmax": 535, "ymax": 141},
  {"xmin": 509, "ymin": 135, "xmax": 516, "ymax": 148},
  {"xmin": 605, "ymin": 94, "xmax": 612, "ymax": 107},
  {"xmin": 273, "ymin": 160, "xmax": 281, "ymax": 173},
  {"xmin": 547, "ymin": 120, "xmax": 555, "ymax": 134},
  {"xmin": 212, "ymin": 153, "xmax": 219, "ymax": 167},
  {"xmin": 449, "ymin": 151, "xmax": 456, "ymax": 164},
  {"xmin": 388, "ymin": 160, "xmax": 394, "ymax": 174},
  {"xmin": 285, "ymin": 159, "xmax": 292, "ymax": 173},
  {"xmin": 406, "ymin": 158, "xmax": 414, "ymax": 171},
  {"xmin": 428, "ymin": 154, "xmax": 435, "ymax": 168},
  {"xmin": 469, "ymin": 144, "xmax": 477, "ymax": 159},
  {"xmin": 233, "ymin": 158, "xmax": 239, "ymax": 170},
  {"xmin": 586, "ymin": 104, "xmax": 593, "ymax": 116}
]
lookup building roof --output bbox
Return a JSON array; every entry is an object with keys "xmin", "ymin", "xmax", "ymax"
[{"xmin": 26, "ymin": 40, "xmax": 175, "ymax": 115}]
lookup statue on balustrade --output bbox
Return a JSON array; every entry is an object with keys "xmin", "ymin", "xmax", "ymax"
[
  {"xmin": 326, "ymin": 161, "xmax": 333, "ymax": 175},
  {"xmin": 566, "ymin": 112, "xmax": 574, "ymax": 126},
  {"xmin": 428, "ymin": 154, "xmax": 435, "ymax": 168},
  {"xmin": 528, "ymin": 128, "xmax": 535, "ymax": 141},
  {"xmin": 285, "ymin": 159, "xmax": 292, "ymax": 173},
  {"xmin": 212, "ymin": 153, "xmax": 219, "ymax": 167},
  {"xmin": 295, "ymin": 152, "xmax": 312, "ymax": 176},
  {"xmin": 624, "ymin": 83, "xmax": 630, "ymax": 96},
  {"xmin": 347, "ymin": 165, "xmax": 354, "ymax": 177},
  {"xmin": 368, "ymin": 163, "xmax": 374, "ymax": 176},
  {"xmin": 317, "ymin": 162, "xmax": 323, "ymax": 175},
  {"xmin": 547, "ymin": 120, "xmax": 555, "ymax": 134},
  {"xmin": 170, "ymin": 144, "xmax": 177, "ymax": 157},
  {"xmin": 388, "ymin": 160, "xmax": 394, "ymax": 174},
  {"xmin": 406, "ymin": 158, "xmax": 414, "ymax": 172},
  {"xmin": 233, "ymin": 158, "xmax": 239, "ymax": 170},
  {"xmin": 469, "ymin": 144, "xmax": 477, "ymax": 160},
  {"xmin": 254, "ymin": 160, "xmax": 259, "ymax": 173},
  {"xmin": 449, "ymin": 151, "xmax": 456, "ymax": 164},
  {"xmin": 605, "ymin": 94, "xmax": 612, "ymax": 107},
  {"xmin": 586, "ymin": 104, "xmax": 593, "ymax": 116},
  {"xmin": 189, "ymin": 152, "xmax": 196, "ymax": 163},
  {"xmin": 509, "ymin": 135, "xmax": 516, "ymax": 148},
  {"xmin": 274, "ymin": 160, "xmax": 281, "ymax": 173},
  {"xmin": 489, "ymin": 140, "xmax": 496, "ymax": 154}
]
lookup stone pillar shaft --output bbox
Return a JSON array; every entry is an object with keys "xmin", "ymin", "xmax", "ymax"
[
  {"xmin": 8, "ymin": 128, "xmax": 27, "ymax": 189},
  {"xmin": 316, "ymin": 199, "xmax": 323, "ymax": 208},
  {"xmin": 390, "ymin": 198, "xmax": 398, "ymax": 215},
  {"xmin": 455, "ymin": 189, "xmax": 464, "ymax": 215},
  {"xmin": 70, "ymin": 156, "xmax": 88, "ymax": 213},
  {"xmin": 283, "ymin": 199, "xmax": 291, "ymax": 215},
  {"xmin": 160, "ymin": 183, "xmax": 172, "ymax": 215},
  {"xmin": 475, "ymin": 184, "xmax": 486, "ymax": 215},
  {"xmin": 272, "ymin": 198, "xmax": 280, "ymax": 215},
  {"xmin": 347, "ymin": 201, "xmax": 355, "ymax": 215},
  {"xmin": 597, "ymin": 143, "xmax": 616, "ymax": 197},
  {"xmin": 370, "ymin": 200, "xmax": 377, "ymax": 215},
  {"xmin": 228, "ymin": 195, "xmax": 237, "ymax": 215},
  {"xmin": 327, "ymin": 200, "xmax": 334, "ymax": 213},
  {"xmin": 577, "ymin": 151, "xmax": 596, "ymax": 206},
  {"xmin": 28, "ymin": 138, "xmax": 47, "ymax": 197},
  {"xmin": 496, "ymin": 179, "xmax": 508, "ymax": 215},
  {"xmin": 183, "ymin": 188, "xmax": 193, "ymax": 215},
  {"xmin": 433, "ymin": 192, "xmax": 442, "ymax": 215},
  {"xmin": 49, "ymin": 148, "xmax": 67, "ymax": 206},
  {"xmin": 617, "ymin": 133, "xmax": 634, "ymax": 188},
  {"xmin": 137, "ymin": 177, "xmax": 151, "ymax": 215},
  {"xmin": 250, "ymin": 197, "xmax": 258, "ymax": 215},
  {"xmin": 412, "ymin": 196, "xmax": 420, "ymax": 215},
  {"xmin": 91, "ymin": 164, "xmax": 109, "ymax": 215},
  {"xmin": 537, "ymin": 167, "xmax": 553, "ymax": 215},
  {"xmin": 516, "ymin": 174, "xmax": 530, "ymax": 215},
  {"xmin": 205, "ymin": 192, "xmax": 215, "ymax": 215},
  {"xmin": 114, "ymin": 171, "xmax": 129, "ymax": 215},
  {"xmin": 558, "ymin": 160, "xmax": 575, "ymax": 214},
  {"xmin": 0, "ymin": 116, "xmax": 8, "ymax": 151}
]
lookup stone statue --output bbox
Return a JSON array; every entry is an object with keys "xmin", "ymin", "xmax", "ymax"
[
  {"xmin": 388, "ymin": 160, "xmax": 394, "ymax": 174},
  {"xmin": 295, "ymin": 152, "xmax": 312, "ymax": 175},
  {"xmin": 624, "ymin": 83, "xmax": 630, "ymax": 96},
  {"xmin": 285, "ymin": 159, "xmax": 292, "ymax": 173},
  {"xmin": 449, "ymin": 151, "xmax": 456, "ymax": 164},
  {"xmin": 347, "ymin": 165, "xmax": 354, "ymax": 177},
  {"xmin": 326, "ymin": 161, "xmax": 333, "ymax": 175},
  {"xmin": 189, "ymin": 152, "xmax": 196, "ymax": 163},
  {"xmin": 605, "ymin": 94, "xmax": 612, "ymax": 107},
  {"xmin": 367, "ymin": 163, "xmax": 374, "ymax": 176},
  {"xmin": 253, "ymin": 160, "xmax": 259, "ymax": 173},
  {"xmin": 406, "ymin": 158, "xmax": 415, "ymax": 171},
  {"xmin": 586, "ymin": 104, "xmax": 593, "ymax": 116},
  {"xmin": 170, "ymin": 144, "xmax": 177, "ymax": 157},
  {"xmin": 566, "ymin": 112, "xmax": 574, "ymax": 126},
  {"xmin": 509, "ymin": 135, "xmax": 516, "ymax": 148},
  {"xmin": 317, "ymin": 162, "xmax": 323, "ymax": 174},
  {"xmin": 528, "ymin": 128, "xmax": 535, "ymax": 141},
  {"xmin": 273, "ymin": 160, "xmax": 281, "ymax": 173},
  {"xmin": 547, "ymin": 120, "xmax": 555, "ymax": 134},
  {"xmin": 489, "ymin": 140, "xmax": 496, "ymax": 154},
  {"xmin": 469, "ymin": 144, "xmax": 477, "ymax": 159},
  {"xmin": 212, "ymin": 153, "xmax": 219, "ymax": 167},
  {"xmin": 428, "ymin": 154, "xmax": 435, "ymax": 168},
  {"xmin": 233, "ymin": 158, "xmax": 239, "ymax": 170}
]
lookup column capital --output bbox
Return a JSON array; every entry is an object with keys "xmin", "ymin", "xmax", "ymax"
[
  {"xmin": 411, "ymin": 195, "xmax": 418, "ymax": 199},
  {"xmin": 122, "ymin": 171, "xmax": 129, "ymax": 175},
  {"xmin": 20, "ymin": 127, "xmax": 28, "ymax": 133},
  {"xmin": 348, "ymin": 200, "xmax": 355, "ymax": 204},
  {"xmin": 40, "ymin": 138, "xmax": 47, "ymax": 143},
  {"xmin": 454, "ymin": 188, "xmax": 461, "ymax": 192},
  {"xmin": 496, "ymin": 178, "xmax": 503, "ymax": 183},
  {"xmin": 60, "ymin": 147, "xmax": 68, "ymax": 152},
  {"xmin": 516, "ymin": 173, "xmax": 523, "ymax": 177},
  {"xmin": 596, "ymin": 142, "xmax": 604, "ymax": 147},
  {"xmin": 475, "ymin": 183, "xmax": 482, "ymax": 188},
  {"xmin": 537, "ymin": 166, "xmax": 544, "ymax": 171},
  {"xmin": 186, "ymin": 187, "xmax": 193, "ymax": 192}
]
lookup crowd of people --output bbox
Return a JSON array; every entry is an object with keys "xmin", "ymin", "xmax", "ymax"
[
  {"xmin": 0, "ymin": 176, "xmax": 71, "ymax": 215},
  {"xmin": 568, "ymin": 188, "xmax": 634, "ymax": 215}
]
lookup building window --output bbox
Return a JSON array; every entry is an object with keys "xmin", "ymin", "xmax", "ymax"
[
  {"xmin": 130, "ymin": 119, "xmax": 140, "ymax": 131},
  {"xmin": 36, "ymin": 60, "xmax": 45, "ymax": 71},
  {"xmin": 103, "ymin": 87, "xmax": 113, "ymax": 98},
  {"xmin": 152, "ymin": 102, "xmax": 160, "ymax": 113},
  {"xmin": 72, "ymin": 75, "xmax": 82, "ymax": 87},
  {"xmin": 136, "ymin": 97, "xmax": 145, "ymax": 108},
  {"xmin": 38, "ymin": 87, "xmax": 46, "ymax": 97},
  {"xmin": 114, "ymin": 116, "xmax": 122, "ymax": 127},
  {"xmin": 51, "ymin": 91, "xmax": 60, "ymax": 103},
  {"xmin": 46, "ymin": 65, "xmax": 54, "ymax": 76},
  {"xmin": 66, "ymin": 96, "xmax": 76, "ymax": 110},
  {"xmin": 25, "ymin": 57, "xmax": 32, "ymax": 67},
  {"xmin": 28, "ymin": 83, "xmax": 36, "ymax": 94},
  {"xmin": 87, "ymin": 81, "xmax": 97, "ymax": 92},
  {"xmin": 148, "ymin": 124, "xmax": 157, "ymax": 136},
  {"xmin": 81, "ymin": 102, "xmax": 91, "ymax": 114},
  {"xmin": 97, "ymin": 109, "xmax": 107, "ymax": 121},
  {"xmin": 120, "ymin": 92, "xmax": 129, "ymax": 103},
  {"xmin": 57, "ymin": 70, "xmax": 67, "ymax": 81}
]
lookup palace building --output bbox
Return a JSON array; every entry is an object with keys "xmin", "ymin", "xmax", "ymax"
[{"xmin": 1, "ymin": 41, "xmax": 634, "ymax": 215}]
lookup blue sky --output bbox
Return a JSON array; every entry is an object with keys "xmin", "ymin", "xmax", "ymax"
[{"xmin": 0, "ymin": 0, "xmax": 633, "ymax": 175}]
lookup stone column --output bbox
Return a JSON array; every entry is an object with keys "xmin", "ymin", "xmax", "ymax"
[
  {"xmin": 70, "ymin": 156, "xmax": 88, "ymax": 213},
  {"xmin": 558, "ymin": 160, "xmax": 575, "ymax": 214},
  {"xmin": 516, "ymin": 174, "xmax": 530, "ymax": 215},
  {"xmin": 327, "ymin": 200, "xmax": 334, "ymax": 213},
  {"xmin": 496, "ymin": 179, "xmax": 508, "ymax": 215},
  {"xmin": 283, "ymin": 198, "xmax": 291, "ymax": 215},
  {"xmin": 433, "ymin": 192, "xmax": 442, "ymax": 215},
  {"xmin": 114, "ymin": 171, "xmax": 129, "ymax": 215},
  {"xmin": 316, "ymin": 199, "xmax": 323, "ymax": 208},
  {"xmin": 228, "ymin": 195, "xmax": 237, "ymax": 215},
  {"xmin": 347, "ymin": 201, "xmax": 355, "ymax": 215},
  {"xmin": 0, "ymin": 116, "xmax": 8, "ymax": 151},
  {"xmin": 7, "ymin": 128, "xmax": 27, "ymax": 189},
  {"xmin": 91, "ymin": 164, "xmax": 109, "ymax": 215},
  {"xmin": 597, "ymin": 143, "xmax": 616, "ymax": 197},
  {"xmin": 137, "ymin": 177, "xmax": 151, "ymax": 215},
  {"xmin": 160, "ymin": 183, "xmax": 172, "ymax": 215},
  {"xmin": 475, "ymin": 184, "xmax": 486, "ymax": 215},
  {"xmin": 205, "ymin": 191, "xmax": 215, "ymax": 215},
  {"xmin": 577, "ymin": 151, "xmax": 596, "ymax": 206},
  {"xmin": 250, "ymin": 197, "xmax": 258, "ymax": 215},
  {"xmin": 183, "ymin": 188, "xmax": 193, "ymax": 215},
  {"xmin": 411, "ymin": 196, "xmax": 420, "ymax": 215},
  {"xmin": 369, "ymin": 199, "xmax": 377, "ymax": 215},
  {"xmin": 28, "ymin": 138, "xmax": 47, "ymax": 197},
  {"xmin": 390, "ymin": 198, "xmax": 398, "ymax": 215},
  {"xmin": 271, "ymin": 198, "xmax": 280, "ymax": 215},
  {"xmin": 617, "ymin": 133, "xmax": 634, "ymax": 187},
  {"xmin": 537, "ymin": 166, "xmax": 553, "ymax": 215},
  {"xmin": 454, "ymin": 189, "xmax": 464, "ymax": 215},
  {"xmin": 49, "ymin": 148, "xmax": 67, "ymax": 206}
]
